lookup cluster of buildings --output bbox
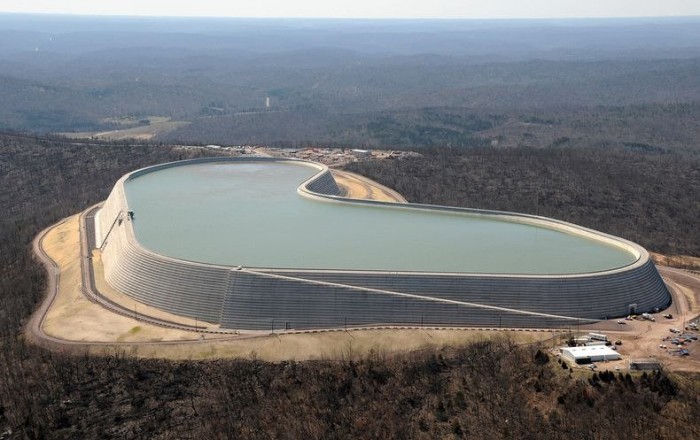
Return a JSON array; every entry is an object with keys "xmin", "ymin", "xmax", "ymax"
[
  {"xmin": 559, "ymin": 332, "xmax": 622, "ymax": 366},
  {"xmin": 262, "ymin": 147, "xmax": 421, "ymax": 167},
  {"xmin": 179, "ymin": 144, "xmax": 421, "ymax": 167}
]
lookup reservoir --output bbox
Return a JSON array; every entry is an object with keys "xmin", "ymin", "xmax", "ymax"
[{"xmin": 123, "ymin": 161, "xmax": 637, "ymax": 274}]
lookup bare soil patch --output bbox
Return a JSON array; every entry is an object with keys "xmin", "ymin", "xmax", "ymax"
[
  {"xmin": 569, "ymin": 266, "xmax": 700, "ymax": 372},
  {"xmin": 331, "ymin": 169, "xmax": 407, "ymax": 202},
  {"xmin": 40, "ymin": 215, "xmax": 197, "ymax": 344},
  {"xmin": 60, "ymin": 117, "xmax": 189, "ymax": 140},
  {"xmin": 650, "ymin": 252, "xmax": 700, "ymax": 271}
]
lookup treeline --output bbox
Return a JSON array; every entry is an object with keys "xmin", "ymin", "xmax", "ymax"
[
  {"xmin": 478, "ymin": 102, "xmax": 700, "ymax": 151},
  {"xmin": 0, "ymin": 134, "xmax": 214, "ymax": 337},
  {"xmin": 3, "ymin": 337, "xmax": 699, "ymax": 439},
  {"xmin": 159, "ymin": 101, "xmax": 700, "ymax": 151},
  {"xmin": 345, "ymin": 146, "xmax": 700, "ymax": 256}
]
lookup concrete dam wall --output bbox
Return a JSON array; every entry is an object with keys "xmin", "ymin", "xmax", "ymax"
[{"xmin": 95, "ymin": 157, "xmax": 671, "ymax": 330}]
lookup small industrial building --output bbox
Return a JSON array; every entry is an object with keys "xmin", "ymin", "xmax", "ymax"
[
  {"xmin": 629, "ymin": 359, "xmax": 663, "ymax": 371},
  {"xmin": 560, "ymin": 346, "xmax": 621, "ymax": 364},
  {"xmin": 351, "ymin": 149, "xmax": 371, "ymax": 157}
]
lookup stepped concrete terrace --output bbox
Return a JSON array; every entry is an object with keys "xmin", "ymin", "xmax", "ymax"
[{"xmin": 95, "ymin": 157, "xmax": 671, "ymax": 330}]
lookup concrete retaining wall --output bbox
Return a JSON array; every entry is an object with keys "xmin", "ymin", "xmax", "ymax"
[
  {"xmin": 97, "ymin": 157, "xmax": 671, "ymax": 329},
  {"xmin": 220, "ymin": 270, "xmax": 582, "ymax": 329}
]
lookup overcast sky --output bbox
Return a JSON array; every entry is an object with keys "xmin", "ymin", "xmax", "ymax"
[{"xmin": 0, "ymin": 0, "xmax": 699, "ymax": 19}]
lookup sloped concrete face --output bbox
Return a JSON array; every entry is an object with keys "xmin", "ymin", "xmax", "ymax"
[
  {"xmin": 219, "ymin": 270, "xmax": 582, "ymax": 330},
  {"xmin": 96, "ymin": 157, "xmax": 671, "ymax": 329}
]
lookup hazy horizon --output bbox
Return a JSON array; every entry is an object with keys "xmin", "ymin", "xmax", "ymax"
[
  {"xmin": 2, "ymin": 12, "xmax": 700, "ymax": 21},
  {"xmin": 1, "ymin": 0, "xmax": 700, "ymax": 20},
  {"xmin": 2, "ymin": 7, "xmax": 700, "ymax": 150}
]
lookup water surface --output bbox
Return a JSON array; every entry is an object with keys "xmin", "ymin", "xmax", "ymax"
[{"xmin": 124, "ymin": 161, "xmax": 637, "ymax": 274}]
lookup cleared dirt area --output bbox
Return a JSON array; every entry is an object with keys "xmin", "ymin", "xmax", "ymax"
[
  {"xmin": 90, "ymin": 329, "xmax": 550, "ymax": 361},
  {"xmin": 38, "ymin": 215, "xmax": 198, "ymax": 344},
  {"xmin": 60, "ymin": 117, "xmax": 188, "ymax": 141},
  {"xmin": 565, "ymin": 267, "xmax": 700, "ymax": 372},
  {"xmin": 650, "ymin": 252, "xmax": 700, "ymax": 271},
  {"xmin": 332, "ymin": 169, "xmax": 407, "ymax": 202}
]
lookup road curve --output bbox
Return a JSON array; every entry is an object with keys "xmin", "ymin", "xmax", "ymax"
[
  {"xmin": 659, "ymin": 266, "xmax": 700, "ymax": 290},
  {"xmin": 27, "ymin": 219, "xmax": 66, "ymax": 348},
  {"xmin": 658, "ymin": 266, "xmax": 700, "ymax": 320},
  {"xmin": 27, "ymin": 207, "xmax": 245, "ymax": 350}
]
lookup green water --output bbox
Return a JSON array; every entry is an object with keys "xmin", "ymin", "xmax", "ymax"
[{"xmin": 123, "ymin": 161, "xmax": 637, "ymax": 274}]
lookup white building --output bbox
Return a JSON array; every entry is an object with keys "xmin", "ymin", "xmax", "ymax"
[
  {"xmin": 351, "ymin": 149, "xmax": 371, "ymax": 157},
  {"xmin": 560, "ymin": 346, "xmax": 621, "ymax": 364}
]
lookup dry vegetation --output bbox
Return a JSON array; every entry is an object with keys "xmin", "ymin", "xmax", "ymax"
[{"xmin": 3, "ymin": 339, "xmax": 699, "ymax": 439}]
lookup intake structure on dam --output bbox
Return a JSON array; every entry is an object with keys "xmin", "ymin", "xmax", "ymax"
[{"xmin": 94, "ymin": 157, "xmax": 670, "ymax": 330}]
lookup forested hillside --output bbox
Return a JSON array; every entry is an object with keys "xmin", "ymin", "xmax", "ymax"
[{"xmin": 2, "ymin": 16, "xmax": 700, "ymax": 150}]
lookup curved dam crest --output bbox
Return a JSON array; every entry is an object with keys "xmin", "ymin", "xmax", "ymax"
[
  {"xmin": 96, "ymin": 157, "xmax": 670, "ymax": 330},
  {"xmin": 123, "ymin": 160, "xmax": 636, "ymax": 275}
]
